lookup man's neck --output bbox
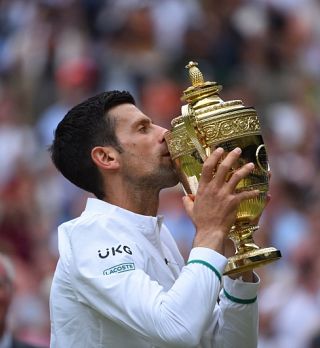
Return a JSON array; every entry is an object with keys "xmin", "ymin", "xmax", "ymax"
[{"xmin": 104, "ymin": 181, "xmax": 160, "ymax": 216}]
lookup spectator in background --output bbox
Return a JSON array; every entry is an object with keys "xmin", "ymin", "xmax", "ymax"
[
  {"xmin": 309, "ymin": 330, "xmax": 320, "ymax": 348},
  {"xmin": 37, "ymin": 57, "xmax": 98, "ymax": 147},
  {"xmin": 140, "ymin": 76, "xmax": 182, "ymax": 128},
  {"xmin": 0, "ymin": 253, "xmax": 45, "ymax": 348}
]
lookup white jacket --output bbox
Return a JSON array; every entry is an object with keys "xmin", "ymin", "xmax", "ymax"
[{"xmin": 50, "ymin": 198, "xmax": 259, "ymax": 348}]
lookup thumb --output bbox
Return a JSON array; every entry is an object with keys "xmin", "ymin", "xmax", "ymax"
[{"xmin": 182, "ymin": 194, "xmax": 195, "ymax": 218}]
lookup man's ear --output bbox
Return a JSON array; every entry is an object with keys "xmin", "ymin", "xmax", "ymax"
[{"xmin": 91, "ymin": 146, "xmax": 120, "ymax": 171}]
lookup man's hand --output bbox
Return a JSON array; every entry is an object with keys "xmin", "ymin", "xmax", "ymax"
[
  {"xmin": 228, "ymin": 271, "xmax": 255, "ymax": 282},
  {"xmin": 183, "ymin": 147, "xmax": 259, "ymax": 255}
]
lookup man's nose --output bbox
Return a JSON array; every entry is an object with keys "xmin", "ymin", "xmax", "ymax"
[{"xmin": 156, "ymin": 125, "xmax": 169, "ymax": 142}]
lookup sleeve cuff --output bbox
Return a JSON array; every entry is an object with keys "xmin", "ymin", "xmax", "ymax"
[
  {"xmin": 222, "ymin": 273, "xmax": 260, "ymax": 304},
  {"xmin": 187, "ymin": 247, "xmax": 228, "ymax": 282}
]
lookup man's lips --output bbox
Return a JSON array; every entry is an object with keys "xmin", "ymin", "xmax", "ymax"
[
  {"xmin": 162, "ymin": 152, "xmax": 171, "ymax": 157},
  {"xmin": 162, "ymin": 144, "xmax": 172, "ymax": 157},
  {"xmin": 161, "ymin": 146, "xmax": 171, "ymax": 156}
]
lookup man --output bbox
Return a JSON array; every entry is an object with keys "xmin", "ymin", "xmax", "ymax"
[
  {"xmin": 49, "ymin": 90, "xmax": 260, "ymax": 348},
  {"xmin": 0, "ymin": 253, "xmax": 44, "ymax": 348}
]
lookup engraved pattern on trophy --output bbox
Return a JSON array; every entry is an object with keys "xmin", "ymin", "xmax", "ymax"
[
  {"xmin": 165, "ymin": 61, "xmax": 281, "ymax": 275},
  {"xmin": 203, "ymin": 113, "xmax": 260, "ymax": 143},
  {"xmin": 167, "ymin": 111, "xmax": 261, "ymax": 158}
]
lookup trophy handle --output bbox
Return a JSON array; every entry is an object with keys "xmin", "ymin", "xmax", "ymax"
[
  {"xmin": 181, "ymin": 104, "xmax": 208, "ymax": 162},
  {"xmin": 255, "ymin": 144, "xmax": 269, "ymax": 174}
]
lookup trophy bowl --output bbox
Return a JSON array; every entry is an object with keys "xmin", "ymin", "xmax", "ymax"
[{"xmin": 165, "ymin": 61, "xmax": 281, "ymax": 275}]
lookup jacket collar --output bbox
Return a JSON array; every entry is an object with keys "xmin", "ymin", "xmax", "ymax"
[{"xmin": 83, "ymin": 198, "xmax": 164, "ymax": 243}]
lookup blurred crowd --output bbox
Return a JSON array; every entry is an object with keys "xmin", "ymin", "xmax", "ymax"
[{"xmin": 0, "ymin": 0, "xmax": 320, "ymax": 347}]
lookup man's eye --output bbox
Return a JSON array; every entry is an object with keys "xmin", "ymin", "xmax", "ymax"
[{"xmin": 139, "ymin": 126, "xmax": 147, "ymax": 133}]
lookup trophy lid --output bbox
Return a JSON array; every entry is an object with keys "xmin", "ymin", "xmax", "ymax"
[
  {"xmin": 171, "ymin": 61, "xmax": 244, "ymax": 128},
  {"xmin": 181, "ymin": 61, "xmax": 222, "ymax": 104},
  {"xmin": 166, "ymin": 61, "xmax": 261, "ymax": 160}
]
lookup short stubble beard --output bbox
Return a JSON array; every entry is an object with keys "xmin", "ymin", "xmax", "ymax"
[{"xmin": 122, "ymin": 158, "xmax": 179, "ymax": 191}]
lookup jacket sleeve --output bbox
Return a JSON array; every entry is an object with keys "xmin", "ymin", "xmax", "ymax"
[
  {"xmin": 67, "ymin": 220, "xmax": 228, "ymax": 348},
  {"xmin": 187, "ymin": 274, "xmax": 259, "ymax": 348},
  {"xmin": 211, "ymin": 275, "xmax": 259, "ymax": 348}
]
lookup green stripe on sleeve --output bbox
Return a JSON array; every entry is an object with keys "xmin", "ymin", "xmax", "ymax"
[
  {"xmin": 187, "ymin": 259, "xmax": 221, "ymax": 282},
  {"xmin": 223, "ymin": 289, "xmax": 257, "ymax": 304}
]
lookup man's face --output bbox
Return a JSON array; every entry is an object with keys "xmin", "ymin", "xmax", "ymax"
[{"xmin": 110, "ymin": 103, "xmax": 179, "ymax": 189}]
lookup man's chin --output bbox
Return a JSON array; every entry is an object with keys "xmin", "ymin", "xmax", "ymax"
[{"xmin": 160, "ymin": 170, "xmax": 180, "ymax": 189}]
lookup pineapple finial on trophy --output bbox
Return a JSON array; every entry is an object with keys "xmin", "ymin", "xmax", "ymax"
[
  {"xmin": 185, "ymin": 61, "xmax": 204, "ymax": 87},
  {"xmin": 182, "ymin": 60, "xmax": 222, "ymax": 104}
]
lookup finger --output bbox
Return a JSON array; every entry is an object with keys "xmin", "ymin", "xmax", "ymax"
[
  {"xmin": 267, "ymin": 171, "xmax": 271, "ymax": 204},
  {"xmin": 188, "ymin": 194, "xmax": 196, "ymax": 201},
  {"xmin": 182, "ymin": 195, "xmax": 194, "ymax": 217},
  {"xmin": 214, "ymin": 147, "xmax": 242, "ymax": 186},
  {"xmin": 200, "ymin": 147, "xmax": 224, "ymax": 185},
  {"xmin": 236, "ymin": 189, "xmax": 260, "ymax": 203},
  {"xmin": 266, "ymin": 192, "xmax": 271, "ymax": 204},
  {"xmin": 227, "ymin": 162, "xmax": 255, "ymax": 192}
]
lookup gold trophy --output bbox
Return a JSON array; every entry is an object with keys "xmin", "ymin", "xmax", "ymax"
[{"xmin": 165, "ymin": 61, "xmax": 281, "ymax": 275}]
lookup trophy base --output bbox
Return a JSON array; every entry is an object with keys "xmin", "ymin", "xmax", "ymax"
[{"xmin": 223, "ymin": 247, "xmax": 281, "ymax": 276}]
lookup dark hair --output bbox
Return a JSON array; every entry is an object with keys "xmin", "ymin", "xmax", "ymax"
[{"xmin": 50, "ymin": 90, "xmax": 135, "ymax": 199}]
